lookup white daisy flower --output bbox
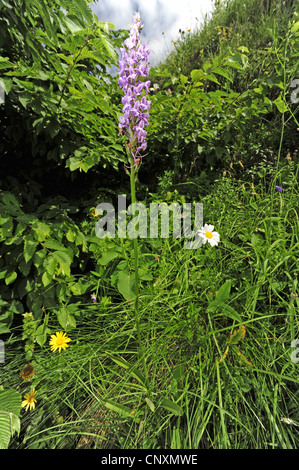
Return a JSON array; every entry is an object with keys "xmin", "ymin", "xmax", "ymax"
[{"xmin": 198, "ymin": 224, "xmax": 220, "ymax": 247}]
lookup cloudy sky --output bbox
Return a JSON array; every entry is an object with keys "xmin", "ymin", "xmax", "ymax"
[{"xmin": 91, "ymin": 0, "xmax": 214, "ymax": 66}]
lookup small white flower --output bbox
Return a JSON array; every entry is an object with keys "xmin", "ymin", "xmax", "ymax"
[
  {"xmin": 198, "ymin": 224, "xmax": 220, "ymax": 247},
  {"xmin": 150, "ymin": 83, "xmax": 159, "ymax": 92}
]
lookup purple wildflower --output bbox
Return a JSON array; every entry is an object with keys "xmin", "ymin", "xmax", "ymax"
[
  {"xmin": 91, "ymin": 294, "xmax": 97, "ymax": 303},
  {"xmin": 118, "ymin": 13, "xmax": 151, "ymax": 167},
  {"xmin": 275, "ymin": 186, "xmax": 282, "ymax": 192}
]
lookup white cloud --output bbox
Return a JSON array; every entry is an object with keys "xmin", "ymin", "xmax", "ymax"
[{"xmin": 91, "ymin": 0, "xmax": 213, "ymax": 65}]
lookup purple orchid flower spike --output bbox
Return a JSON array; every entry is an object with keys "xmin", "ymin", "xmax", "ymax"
[{"xmin": 118, "ymin": 13, "xmax": 151, "ymax": 169}]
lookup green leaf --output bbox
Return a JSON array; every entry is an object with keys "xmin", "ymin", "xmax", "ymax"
[
  {"xmin": 160, "ymin": 398, "xmax": 184, "ymax": 416},
  {"xmin": 0, "ymin": 389, "xmax": 22, "ymax": 449},
  {"xmin": 215, "ymin": 302, "xmax": 242, "ymax": 323},
  {"xmin": 43, "ymin": 255, "xmax": 58, "ymax": 276},
  {"xmin": 205, "ymin": 74, "xmax": 220, "ymax": 85},
  {"xmin": 42, "ymin": 270, "xmax": 52, "ymax": 287},
  {"xmin": 273, "ymin": 95, "xmax": 288, "ymax": 113},
  {"xmin": 105, "ymin": 353, "xmax": 147, "ymax": 390},
  {"xmin": 57, "ymin": 305, "xmax": 76, "ymax": 330},
  {"xmin": 0, "ymin": 77, "xmax": 12, "ymax": 94},
  {"xmin": 180, "ymin": 74, "xmax": 188, "ymax": 85},
  {"xmin": 103, "ymin": 399, "xmax": 139, "ymax": 421},
  {"xmin": 215, "ymin": 280, "xmax": 231, "ymax": 302},
  {"xmin": 213, "ymin": 67, "xmax": 232, "ymax": 82},
  {"xmin": 43, "ymin": 239, "xmax": 68, "ymax": 251},
  {"xmin": 35, "ymin": 314, "xmax": 49, "ymax": 347},
  {"xmin": 117, "ymin": 272, "xmax": 136, "ymax": 300},
  {"xmin": 24, "ymin": 238, "xmax": 38, "ymax": 263},
  {"xmin": 191, "ymin": 69, "xmax": 204, "ymax": 82},
  {"xmin": 98, "ymin": 250, "xmax": 121, "ymax": 266},
  {"xmin": 72, "ymin": 0, "xmax": 93, "ymax": 25},
  {"xmin": 32, "ymin": 221, "xmax": 51, "ymax": 242},
  {"xmin": 291, "ymin": 21, "xmax": 299, "ymax": 33},
  {"xmin": 52, "ymin": 251, "xmax": 73, "ymax": 276},
  {"xmin": 145, "ymin": 397, "xmax": 155, "ymax": 412},
  {"xmin": 5, "ymin": 271, "xmax": 17, "ymax": 286}
]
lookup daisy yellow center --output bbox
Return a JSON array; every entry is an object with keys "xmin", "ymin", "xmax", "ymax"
[
  {"xmin": 205, "ymin": 231, "xmax": 213, "ymax": 239},
  {"xmin": 56, "ymin": 337, "xmax": 64, "ymax": 346}
]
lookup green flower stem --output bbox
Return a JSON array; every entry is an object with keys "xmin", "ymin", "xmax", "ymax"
[{"xmin": 129, "ymin": 163, "xmax": 149, "ymax": 388}]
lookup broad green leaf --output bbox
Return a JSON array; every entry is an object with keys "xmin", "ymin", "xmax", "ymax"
[
  {"xmin": 0, "ymin": 389, "xmax": 22, "ymax": 449},
  {"xmin": 43, "ymin": 239, "xmax": 68, "ymax": 251},
  {"xmin": 274, "ymin": 95, "xmax": 288, "ymax": 113},
  {"xmin": 145, "ymin": 398, "xmax": 155, "ymax": 412},
  {"xmin": 0, "ymin": 78, "xmax": 12, "ymax": 93},
  {"xmin": 105, "ymin": 353, "xmax": 147, "ymax": 389},
  {"xmin": 180, "ymin": 74, "xmax": 188, "ymax": 85},
  {"xmin": 98, "ymin": 250, "xmax": 121, "ymax": 266},
  {"xmin": 24, "ymin": 238, "xmax": 38, "ymax": 263},
  {"xmin": 103, "ymin": 399, "xmax": 139, "ymax": 421},
  {"xmin": 190, "ymin": 69, "xmax": 204, "ymax": 82},
  {"xmin": 5, "ymin": 270, "xmax": 17, "ymax": 285},
  {"xmin": 57, "ymin": 305, "xmax": 76, "ymax": 330},
  {"xmin": 32, "ymin": 221, "xmax": 51, "ymax": 242},
  {"xmin": 42, "ymin": 270, "xmax": 52, "ymax": 287},
  {"xmin": 43, "ymin": 255, "xmax": 58, "ymax": 276},
  {"xmin": 216, "ymin": 303, "xmax": 242, "ymax": 323},
  {"xmin": 215, "ymin": 280, "xmax": 231, "ymax": 302},
  {"xmin": 160, "ymin": 398, "xmax": 184, "ymax": 417},
  {"xmin": 52, "ymin": 251, "xmax": 73, "ymax": 276},
  {"xmin": 117, "ymin": 272, "xmax": 136, "ymax": 300},
  {"xmin": 291, "ymin": 21, "xmax": 299, "ymax": 33},
  {"xmin": 213, "ymin": 67, "xmax": 232, "ymax": 82},
  {"xmin": 204, "ymin": 74, "xmax": 220, "ymax": 85},
  {"xmin": 35, "ymin": 314, "xmax": 49, "ymax": 347}
]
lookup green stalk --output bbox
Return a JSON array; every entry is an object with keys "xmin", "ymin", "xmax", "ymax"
[{"xmin": 129, "ymin": 164, "xmax": 149, "ymax": 387}]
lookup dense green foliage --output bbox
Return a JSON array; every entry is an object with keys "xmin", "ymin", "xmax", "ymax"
[{"xmin": 0, "ymin": 0, "xmax": 299, "ymax": 450}]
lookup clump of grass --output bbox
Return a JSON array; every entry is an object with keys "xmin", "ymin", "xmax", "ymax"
[{"xmin": 4, "ymin": 170, "xmax": 298, "ymax": 449}]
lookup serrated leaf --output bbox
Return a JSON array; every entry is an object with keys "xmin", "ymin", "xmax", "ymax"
[
  {"xmin": 43, "ymin": 255, "xmax": 58, "ymax": 276},
  {"xmin": 57, "ymin": 305, "xmax": 76, "ymax": 330},
  {"xmin": 24, "ymin": 238, "xmax": 38, "ymax": 263},
  {"xmin": 52, "ymin": 251, "xmax": 72, "ymax": 276},
  {"xmin": 42, "ymin": 270, "xmax": 52, "ymax": 287},
  {"xmin": 213, "ymin": 67, "xmax": 232, "ymax": 82},
  {"xmin": 0, "ymin": 389, "xmax": 22, "ymax": 449},
  {"xmin": 43, "ymin": 239, "xmax": 68, "ymax": 251},
  {"xmin": 32, "ymin": 221, "xmax": 51, "ymax": 242}
]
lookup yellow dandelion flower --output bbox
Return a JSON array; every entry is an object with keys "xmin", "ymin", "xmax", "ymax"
[
  {"xmin": 21, "ymin": 388, "xmax": 37, "ymax": 411},
  {"xmin": 49, "ymin": 331, "xmax": 71, "ymax": 353}
]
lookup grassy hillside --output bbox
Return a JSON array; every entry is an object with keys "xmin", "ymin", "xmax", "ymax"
[{"xmin": 0, "ymin": 0, "xmax": 299, "ymax": 450}]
